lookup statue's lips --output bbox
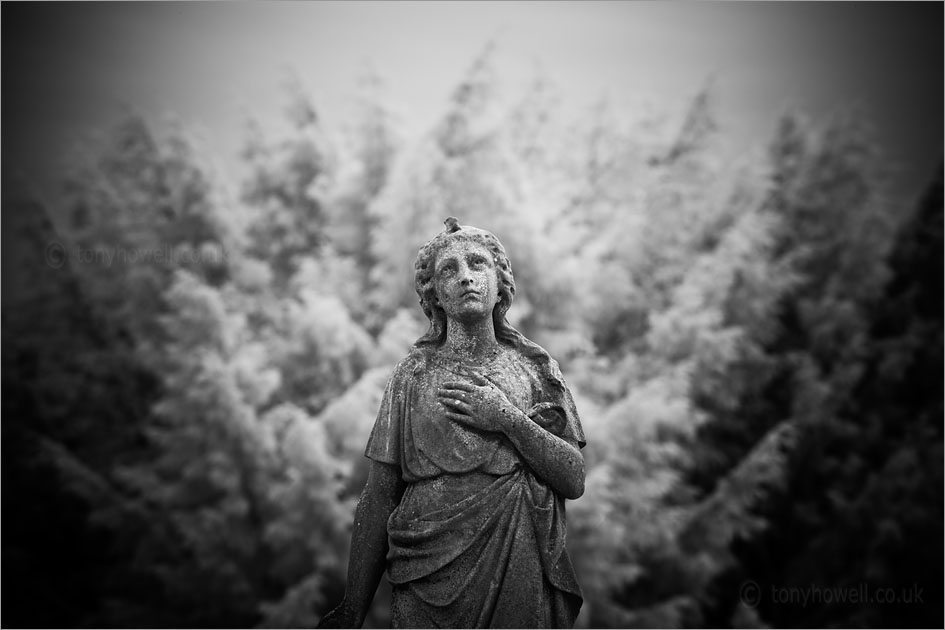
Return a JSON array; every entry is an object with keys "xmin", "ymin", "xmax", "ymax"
[{"xmin": 461, "ymin": 290, "xmax": 481, "ymax": 299}]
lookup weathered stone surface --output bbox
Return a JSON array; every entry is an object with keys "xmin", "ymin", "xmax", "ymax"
[{"xmin": 318, "ymin": 218, "xmax": 586, "ymax": 628}]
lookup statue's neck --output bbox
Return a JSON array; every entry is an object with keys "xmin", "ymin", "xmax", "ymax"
[{"xmin": 443, "ymin": 317, "xmax": 499, "ymax": 364}]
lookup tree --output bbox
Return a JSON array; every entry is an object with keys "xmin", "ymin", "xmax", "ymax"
[
  {"xmin": 241, "ymin": 71, "xmax": 336, "ymax": 287},
  {"xmin": 62, "ymin": 111, "xmax": 239, "ymax": 340},
  {"xmin": 1, "ymin": 176, "xmax": 159, "ymax": 627},
  {"xmin": 751, "ymin": 167, "xmax": 942, "ymax": 628}
]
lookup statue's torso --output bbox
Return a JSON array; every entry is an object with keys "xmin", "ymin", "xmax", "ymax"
[
  {"xmin": 368, "ymin": 343, "xmax": 585, "ymax": 628},
  {"xmin": 424, "ymin": 349, "xmax": 534, "ymax": 454}
]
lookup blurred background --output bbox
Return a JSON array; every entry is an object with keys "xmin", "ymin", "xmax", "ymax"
[{"xmin": 2, "ymin": 2, "xmax": 941, "ymax": 628}]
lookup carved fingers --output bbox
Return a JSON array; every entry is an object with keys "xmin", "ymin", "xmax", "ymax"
[
  {"xmin": 465, "ymin": 372, "xmax": 495, "ymax": 389},
  {"xmin": 438, "ymin": 377, "xmax": 516, "ymax": 434},
  {"xmin": 438, "ymin": 390, "xmax": 472, "ymax": 414},
  {"xmin": 439, "ymin": 382, "xmax": 488, "ymax": 408},
  {"xmin": 440, "ymin": 381, "xmax": 477, "ymax": 393},
  {"xmin": 438, "ymin": 383, "xmax": 476, "ymax": 416}
]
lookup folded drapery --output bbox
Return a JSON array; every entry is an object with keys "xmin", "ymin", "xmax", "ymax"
[{"xmin": 387, "ymin": 467, "xmax": 582, "ymax": 628}]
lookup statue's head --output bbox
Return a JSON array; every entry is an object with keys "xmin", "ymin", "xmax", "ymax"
[{"xmin": 414, "ymin": 217, "xmax": 515, "ymax": 345}]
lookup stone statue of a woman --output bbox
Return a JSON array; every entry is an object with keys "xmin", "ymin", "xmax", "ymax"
[{"xmin": 318, "ymin": 217, "xmax": 586, "ymax": 628}]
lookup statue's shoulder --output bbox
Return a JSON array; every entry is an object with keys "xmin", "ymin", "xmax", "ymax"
[
  {"xmin": 390, "ymin": 346, "xmax": 433, "ymax": 382},
  {"xmin": 507, "ymin": 335, "xmax": 561, "ymax": 375}
]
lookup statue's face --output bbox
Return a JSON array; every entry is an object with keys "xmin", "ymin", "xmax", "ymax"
[{"xmin": 433, "ymin": 238, "xmax": 500, "ymax": 325}]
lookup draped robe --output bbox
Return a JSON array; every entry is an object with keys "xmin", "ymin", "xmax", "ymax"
[{"xmin": 365, "ymin": 345, "xmax": 586, "ymax": 628}]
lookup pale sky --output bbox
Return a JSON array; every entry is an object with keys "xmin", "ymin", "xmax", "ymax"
[{"xmin": 4, "ymin": 1, "xmax": 941, "ymax": 204}]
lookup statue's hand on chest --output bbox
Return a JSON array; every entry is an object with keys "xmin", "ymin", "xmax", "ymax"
[{"xmin": 436, "ymin": 371, "xmax": 523, "ymax": 435}]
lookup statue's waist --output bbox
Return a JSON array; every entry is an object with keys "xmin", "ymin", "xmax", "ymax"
[
  {"xmin": 393, "ymin": 468, "xmax": 522, "ymax": 522},
  {"xmin": 401, "ymin": 428, "xmax": 521, "ymax": 481}
]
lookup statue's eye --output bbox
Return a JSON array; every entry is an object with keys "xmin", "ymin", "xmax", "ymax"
[
  {"xmin": 440, "ymin": 263, "xmax": 456, "ymax": 275},
  {"xmin": 470, "ymin": 256, "xmax": 487, "ymax": 269}
]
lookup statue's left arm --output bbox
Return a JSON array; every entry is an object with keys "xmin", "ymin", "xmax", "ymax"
[
  {"xmin": 439, "ymin": 376, "xmax": 585, "ymax": 499},
  {"xmin": 501, "ymin": 408, "xmax": 585, "ymax": 499}
]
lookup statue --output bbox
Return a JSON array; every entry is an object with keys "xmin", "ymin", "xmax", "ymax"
[{"xmin": 318, "ymin": 217, "xmax": 586, "ymax": 628}]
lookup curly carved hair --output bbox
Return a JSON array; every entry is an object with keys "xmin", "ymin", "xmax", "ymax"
[{"xmin": 414, "ymin": 217, "xmax": 516, "ymax": 347}]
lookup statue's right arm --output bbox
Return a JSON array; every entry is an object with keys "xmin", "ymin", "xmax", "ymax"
[{"xmin": 316, "ymin": 460, "xmax": 406, "ymax": 628}]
